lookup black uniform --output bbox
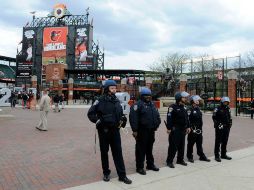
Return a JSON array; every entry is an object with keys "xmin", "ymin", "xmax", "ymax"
[
  {"xmin": 166, "ymin": 103, "xmax": 190, "ymax": 164},
  {"xmin": 187, "ymin": 106, "xmax": 207, "ymax": 160},
  {"xmin": 129, "ymin": 100, "xmax": 161, "ymax": 170},
  {"xmin": 250, "ymin": 100, "xmax": 254, "ymax": 119},
  {"xmin": 212, "ymin": 104, "xmax": 232, "ymax": 158},
  {"xmin": 87, "ymin": 94, "xmax": 127, "ymax": 179}
]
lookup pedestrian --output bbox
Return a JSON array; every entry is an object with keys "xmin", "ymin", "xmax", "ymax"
[
  {"xmin": 87, "ymin": 80, "xmax": 132, "ymax": 184},
  {"xmin": 250, "ymin": 99, "xmax": 254, "ymax": 119},
  {"xmin": 212, "ymin": 96, "xmax": 233, "ymax": 162},
  {"xmin": 166, "ymin": 91, "xmax": 191, "ymax": 168},
  {"xmin": 17, "ymin": 91, "xmax": 22, "ymax": 105},
  {"xmin": 9, "ymin": 91, "xmax": 16, "ymax": 108},
  {"xmin": 36, "ymin": 89, "xmax": 51, "ymax": 131},
  {"xmin": 53, "ymin": 93, "xmax": 60, "ymax": 112},
  {"xmin": 129, "ymin": 87, "xmax": 161, "ymax": 175},
  {"xmin": 22, "ymin": 92, "xmax": 29, "ymax": 109},
  {"xmin": 59, "ymin": 93, "xmax": 64, "ymax": 110},
  {"xmin": 187, "ymin": 95, "xmax": 210, "ymax": 163},
  {"xmin": 27, "ymin": 91, "xmax": 33, "ymax": 109}
]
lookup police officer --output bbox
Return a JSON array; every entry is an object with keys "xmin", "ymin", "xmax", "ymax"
[
  {"xmin": 87, "ymin": 80, "xmax": 132, "ymax": 184},
  {"xmin": 166, "ymin": 91, "xmax": 191, "ymax": 168},
  {"xmin": 212, "ymin": 96, "xmax": 232, "ymax": 162},
  {"xmin": 129, "ymin": 87, "xmax": 161, "ymax": 175},
  {"xmin": 250, "ymin": 99, "xmax": 254, "ymax": 119},
  {"xmin": 187, "ymin": 95, "xmax": 210, "ymax": 163}
]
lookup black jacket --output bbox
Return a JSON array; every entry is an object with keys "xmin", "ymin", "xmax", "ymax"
[
  {"xmin": 166, "ymin": 103, "xmax": 190, "ymax": 130},
  {"xmin": 250, "ymin": 101, "xmax": 254, "ymax": 108},
  {"xmin": 189, "ymin": 106, "xmax": 203, "ymax": 129},
  {"xmin": 53, "ymin": 95, "xmax": 60, "ymax": 103},
  {"xmin": 87, "ymin": 94, "xmax": 124, "ymax": 128},
  {"xmin": 212, "ymin": 104, "xmax": 232, "ymax": 127},
  {"xmin": 129, "ymin": 100, "xmax": 161, "ymax": 132}
]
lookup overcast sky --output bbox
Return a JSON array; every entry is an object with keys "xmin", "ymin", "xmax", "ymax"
[{"xmin": 0, "ymin": 0, "xmax": 254, "ymax": 70}]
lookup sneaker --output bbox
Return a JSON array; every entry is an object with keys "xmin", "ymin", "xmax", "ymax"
[
  {"xmin": 36, "ymin": 127, "xmax": 48, "ymax": 131},
  {"xmin": 119, "ymin": 176, "xmax": 132, "ymax": 184}
]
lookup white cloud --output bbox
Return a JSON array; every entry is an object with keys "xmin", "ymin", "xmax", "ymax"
[
  {"xmin": 218, "ymin": 0, "xmax": 254, "ymax": 27},
  {"xmin": 0, "ymin": 24, "xmax": 22, "ymax": 57},
  {"xmin": 1, "ymin": 0, "xmax": 254, "ymax": 71},
  {"xmin": 105, "ymin": 50, "xmax": 161, "ymax": 70}
]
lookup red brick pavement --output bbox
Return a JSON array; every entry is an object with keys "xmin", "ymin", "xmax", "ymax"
[{"xmin": 0, "ymin": 107, "xmax": 254, "ymax": 190}]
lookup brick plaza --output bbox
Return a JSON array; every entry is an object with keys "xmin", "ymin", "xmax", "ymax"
[{"xmin": 0, "ymin": 107, "xmax": 254, "ymax": 190}]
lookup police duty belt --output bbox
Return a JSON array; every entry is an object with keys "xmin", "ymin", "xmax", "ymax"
[{"xmin": 191, "ymin": 125, "xmax": 202, "ymax": 135}]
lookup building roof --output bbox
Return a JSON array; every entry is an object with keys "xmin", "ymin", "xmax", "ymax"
[
  {"xmin": 65, "ymin": 69, "xmax": 161, "ymax": 76},
  {"xmin": 65, "ymin": 69, "xmax": 146, "ymax": 75},
  {"xmin": 0, "ymin": 55, "xmax": 16, "ymax": 62}
]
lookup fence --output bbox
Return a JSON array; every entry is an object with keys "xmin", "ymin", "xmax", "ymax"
[
  {"xmin": 236, "ymin": 79, "xmax": 254, "ymax": 117},
  {"xmin": 186, "ymin": 78, "xmax": 228, "ymax": 111}
]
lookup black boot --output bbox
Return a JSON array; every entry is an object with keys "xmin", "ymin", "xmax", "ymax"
[
  {"xmin": 199, "ymin": 157, "xmax": 211, "ymax": 162},
  {"xmin": 119, "ymin": 176, "xmax": 132, "ymax": 184},
  {"xmin": 215, "ymin": 156, "xmax": 221, "ymax": 162},
  {"xmin": 221, "ymin": 155, "xmax": 232, "ymax": 160},
  {"xmin": 167, "ymin": 162, "xmax": 175, "ymax": 168},
  {"xmin": 188, "ymin": 158, "xmax": 194, "ymax": 163},
  {"xmin": 176, "ymin": 160, "xmax": 188, "ymax": 166},
  {"xmin": 136, "ymin": 168, "xmax": 146, "ymax": 175},
  {"xmin": 146, "ymin": 165, "xmax": 159, "ymax": 171},
  {"xmin": 103, "ymin": 174, "xmax": 110, "ymax": 182}
]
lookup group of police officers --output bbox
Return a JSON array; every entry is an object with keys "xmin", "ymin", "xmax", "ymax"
[{"xmin": 88, "ymin": 80, "xmax": 233, "ymax": 184}]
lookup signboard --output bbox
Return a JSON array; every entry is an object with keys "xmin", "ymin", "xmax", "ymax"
[
  {"xmin": 75, "ymin": 27, "xmax": 93, "ymax": 69},
  {"xmin": 16, "ymin": 62, "xmax": 32, "ymax": 78},
  {"xmin": 42, "ymin": 27, "xmax": 68, "ymax": 74},
  {"xmin": 16, "ymin": 29, "xmax": 35, "ymax": 78},
  {"xmin": 217, "ymin": 71, "xmax": 223, "ymax": 80}
]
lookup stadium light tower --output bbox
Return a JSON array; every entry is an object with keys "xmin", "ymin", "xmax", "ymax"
[{"xmin": 30, "ymin": 11, "xmax": 36, "ymax": 21}]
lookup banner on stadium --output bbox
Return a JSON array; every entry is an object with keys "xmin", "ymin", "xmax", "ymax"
[
  {"xmin": 16, "ymin": 28, "xmax": 35, "ymax": 78},
  {"xmin": 42, "ymin": 27, "xmax": 68, "ymax": 75},
  {"xmin": 75, "ymin": 27, "xmax": 94, "ymax": 69}
]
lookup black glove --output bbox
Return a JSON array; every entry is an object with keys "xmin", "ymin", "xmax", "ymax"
[
  {"xmin": 120, "ymin": 115, "xmax": 127, "ymax": 128},
  {"xmin": 229, "ymin": 119, "xmax": 232, "ymax": 127}
]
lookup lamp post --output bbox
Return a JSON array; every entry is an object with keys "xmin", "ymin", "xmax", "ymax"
[{"xmin": 204, "ymin": 74, "xmax": 208, "ymax": 112}]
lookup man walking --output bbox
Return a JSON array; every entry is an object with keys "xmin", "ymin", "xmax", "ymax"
[{"xmin": 36, "ymin": 90, "xmax": 51, "ymax": 131}]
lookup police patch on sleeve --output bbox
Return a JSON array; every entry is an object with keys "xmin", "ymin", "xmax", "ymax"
[
  {"xmin": 134, "ymin": 105, "xmax": 138, "ymax": 111},
  {"xmin": 214, "ymin": 108, "xmax": 218, "ymax": 112},
  {"xmin": 93, "ymin": 100, "xmax": 99, "ymax": 105}
]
